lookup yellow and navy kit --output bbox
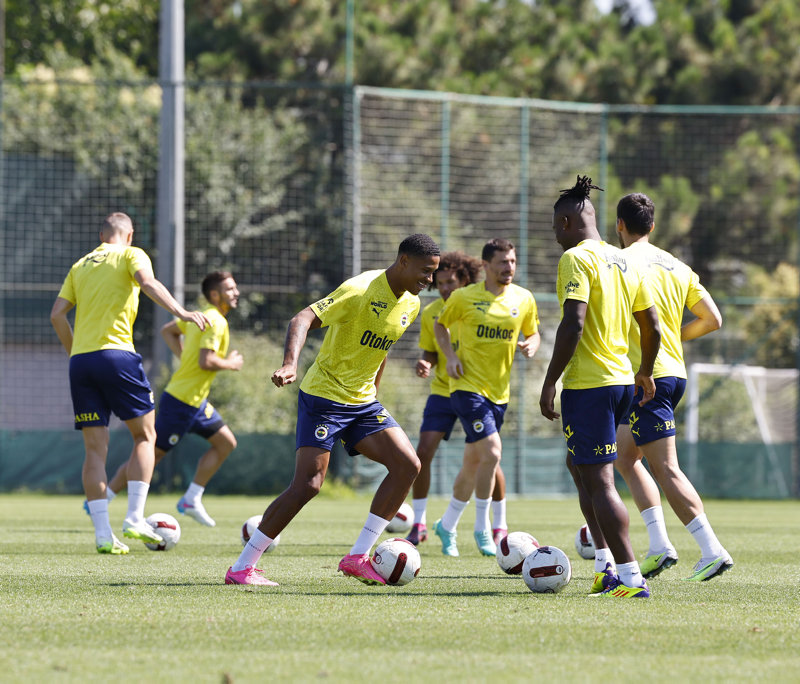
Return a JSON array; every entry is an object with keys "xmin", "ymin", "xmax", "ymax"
[
  {"xmin": 625, "ymin": 242, "xmax": 708, "ymax": 380},
  {"xmin": 437, "ymin": 281, "xmax": 538, "ymax": 405},
  {"xmin": 164, "ymin": 305, "xmax": 230, "ymax": 408},
  {"xmin": 557, "ymin": 239, "xmax": 654, "ymax": 390},
  {"xmin": 300, "ymin": 270, "xmax": 420, "ymax": 405},
  {"xmin": 419, "ymin": 297, "xmax": 454, "ymax": 398},
  {"xmin": 57, "ymin": 243, "xmax": 152, "ymax": 355}
]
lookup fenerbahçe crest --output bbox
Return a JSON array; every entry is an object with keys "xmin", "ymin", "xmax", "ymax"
[{"xmin": 315, "ymin": 424, "xmax": 329, "ymax": 440}]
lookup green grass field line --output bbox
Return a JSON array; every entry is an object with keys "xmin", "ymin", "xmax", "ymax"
[{"xmin": 1, "ymin": 495, "xmax": 798, "ymax": 682}]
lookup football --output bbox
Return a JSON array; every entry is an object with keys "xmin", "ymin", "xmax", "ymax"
[
  {"xmin": 144, "ymin": 513, "xmax": 181, "ymax": 551},
  {"xmin": 521, "ymin": 545, "xmax": 572, "ymax": 593},
  {"xmin": 371, "ymin": 537, "xmax": 421, "ymax": 586},
  {"xmin": 385, "ymin": 502, "xmax": 415, "ymax": 533},
  {"xmin": 241, "ymin": 514, "xmax": 280, "ymax": 552},
  {"xmin": 496, "ymin": 531, "xmax": 540, "ymax": 575},
  {"xmin": 574, "ymin": 523, "xmax": 595, "ymax": 560}
]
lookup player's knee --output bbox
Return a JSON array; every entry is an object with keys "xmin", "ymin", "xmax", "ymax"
[{"xmin": 291, "ymin": 476, "xmax": 323, "ymax": 502}]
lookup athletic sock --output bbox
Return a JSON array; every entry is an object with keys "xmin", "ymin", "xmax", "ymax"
[
  {"xmin": 440, "ymin": 497, "xmax": 469, "ymax": 532},
  {"xmin": 685, "ymin": 513, "xmax": 724, "ymax": 559},
  {"xmin": 87, "ymin": 499, "xmax": 113, "ymax": 541},
  {"xmin": 184, "ymin": 482, "xmax": 205, "ymax": 506},
  {"xmin": 617, "ymin": 560, "xmax": 645, "ymax": 588},
  {"xmin": 641, "ymin": 505, "xmax": 673, "ymax": 554},
  {"xmin": 349, "ymin": 512, "xmax": 390, "ymax": 556},
  {"xmin": 106, "ymin": 488, "xmax": 117, "ymax": 502},
  {"xmin": 125, "ymin": 480, "xmax": 150, "ymax": 525},
  {"xmin": 232, "ymin": 529, "xmax": 273, "ymax": 572},
  {"xmin": 491, "ymin": 498, "xmax": 507, "ymax": 530},
  {"xmin": 594, "ymin": 547, "xmax": 616, "ymax": 574},
  {"xmin": 474, "ymin": 497, "xmax": 491, "ymax": 532},
  {"xmin": 412, "ymin": 498, "xmax": 428, "ymax": 527}
]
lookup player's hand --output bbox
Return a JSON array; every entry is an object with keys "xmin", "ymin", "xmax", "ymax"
[
  {"xmin": 539, "ymin": 381, "xmax": 560, "ymax": 421},
  {"xmin": 635, "ymin": 371, "xmax": 656, "ymax": 406},
  {"xmin": 517, "ymin": 339, "xmax": 537, "ymax": 358},
  {"xmin": 227, "ymin": 350, "xmax": 244, "ymax": 371},
  {"xmin": 416, "ymin": 359, "xmax": 432, "ymax": 378},
  {"xmin": 183, "ymin": 310, "xmax": 210, "ymax": 331},
  {"xmin": 271, "ymin": 365, "xmax": 297, "ymax": 387},
  {"xmin": 445, "ymin": 357, "xmax": 463, "ymax": 379}
]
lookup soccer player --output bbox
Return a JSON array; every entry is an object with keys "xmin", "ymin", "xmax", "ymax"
[
  {"xmin": 105, "ymin": 271, "xmax": 243, "ymax": 528},
  {"xmin": 432, "ymin": 239, "xmax": 540, "ymax": 558},
  {"xmin": 408, "ymin": 251, "xmax": 511, "ymax": 546},
  {"xmin": 225, "ymin": 234, "xmax": 440, "ymax": 586},
  {"xmin": 539, "ymin": 176, "xmax": 661, "ymax": 598},
  {"xmin": 614, "ymin": 192, "xmax": 732, "ymax": 582},
  {"xmin": 50, "ymin": 212, "xmax": 209, "ymax": 554}
]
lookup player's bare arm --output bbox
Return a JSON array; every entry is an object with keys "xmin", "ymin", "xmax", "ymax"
[
  {"xmin": 632, "ymin": 305, "xmax": 661, "ymax": 406},
  {"xmin": 539, "ymin": 299, "xmax": 585, "ymax": 420},
  {"xmin": 517, "ymin": 331, "xmax": 541, "ymax": 359},
  {"xmin": 682, "ymin": 295, "xmax": 722, "ymax": 342},
  {"xmin": 200, "ymin": 348, "xmax": 243, "ymax": 371},
  {"xmin": 416, "ymin": 350, "xmax": 437, "ymax": 378},
  {"xmin": 375, "ymin": 356, "xmax": 388, "ymax": 393},
  {"xmin": 135, "ymin": 269, "xmax": 210, "ymax": 331},
  {"xmin": 272, "ymin": 306, "xmax": 322, "ymax": 387},
  {"xmin": 434, "ymin": 320, "xmax": 463, "ymax": 378},
  {"xmin": 49, "ymin": 296, "xmax": 75, "ymax": 354},
  {"xmin": 161, "ymin": 320, "xmax": 184, "ymax": 358}
]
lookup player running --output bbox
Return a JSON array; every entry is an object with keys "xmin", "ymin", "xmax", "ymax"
[
  {"xmin": 50, "ymin": 212, "xmax": 208, "ymax": 554},
  {"xmin": 408, "ymin": 251, "xmax": 511, "ymax": 546},
  {"xmin": 225, "ymin": 234, "xmax": 440, "ymax": 586},
  {"xmin": 106, "ymin": 271, "xmax": 243, "ymax": 528},
  {"xmin": 432, "ymin": 239, "xmax": 540, "ymax": 558},
  {"xmin": 539, "ymin": 176, "xmax": 661, "ymax": 598},
  {"xmin": 614, "ymin": 192, "xmax": 732, "ymax": 582}
]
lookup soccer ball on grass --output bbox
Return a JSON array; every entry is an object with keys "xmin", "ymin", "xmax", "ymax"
[
  {"xmin": 241, "ymin": 514, "xmax": 280, "ymax": 552},
  {"xmin": 385, "ymin": 502, "xmax": 414, "ymax": 533},
  {"xmin": 144, "ymin": 513, "xmax": 181, "ymax": 551},
  {"xmin": 496, "ymin": 531, "xmax": 539, "ymax": 575},
  {"xmin": 371, "ymin": 537, "xmax": 421, "ymax": 586},
  {"xmin": 522, "ymin": 545, "xmax": 572, "ymax": 593},
  {"xmin": 574, "ymin": 524, "xmax": 595, "ymax": 560}
]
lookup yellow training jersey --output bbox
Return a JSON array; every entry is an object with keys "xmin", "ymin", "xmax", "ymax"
[
  {"xmin": 419, "ymin": 297, "xmax": 453, "ymax": 398},
  {"xmin": 164, "ymin": 305, "xmax": 230, "ymax": 407},
  {"xmin": 557, "ymin": 240, "xmax": 654, "ymax": 390},
  {"xmin": 300, "ymin": 270, "xmax": 420, "ymax": 405},
  {"xmin": 625, "ymin": 241, "xmax": 708, "ymax": 380},
  {"xmin": 437, "ymin": 282, "xmax": 538, "ymax": 405},
  {"xmin": 57, "ymin": 243, "xmax": 152, "ymax": 356}
]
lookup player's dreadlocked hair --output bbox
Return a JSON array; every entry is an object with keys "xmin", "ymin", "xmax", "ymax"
[
  {"xmin": 553, "ymin": 175, "xmax": 604, "ymax": 211},
  {"xmin": 430, "ymin": 250, "xmax": 483, "ymax": 290}
]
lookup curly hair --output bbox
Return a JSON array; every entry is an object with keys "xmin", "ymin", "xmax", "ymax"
[{"xmin": 431, "ymin": 250, "xmax": 483, "ymax": 290}]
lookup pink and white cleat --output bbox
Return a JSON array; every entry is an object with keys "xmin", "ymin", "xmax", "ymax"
[
  {"xmin": 492, "ymin": 527, "xmax": 508, "ymax": 546},
  {"xmin": 338, "ymin": 553, "xmax": 386, "ymax": 585},
  {"xmin": 225, "ymin": 565, "xmax": 278, "ymax": 586}
]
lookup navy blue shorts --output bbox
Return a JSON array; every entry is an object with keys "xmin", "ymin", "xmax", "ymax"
[
  {"xmin": 296, "ymin": 390, "xmax": 401, "ymax": 456},
  {"xmin": 625, "ymin": 377, "xmax": 686, "ymax": 446},
  {"xmin": 420, "ymin": 394, "xmax": 458, "ymax": 440},
  {"xmin": 69, "ymin": 350, "xmax": 154, "ymax": 429},
  {"xmin": 154, "ymin": 391, "xmax": 225, "ymax": 452},
  {"xmin": 561, "ymin": 385, "xmax": 634, "ymax": 465},
  {"xmin": 450, "ymin": 390, "xmax": 507, "ymax": 444}
]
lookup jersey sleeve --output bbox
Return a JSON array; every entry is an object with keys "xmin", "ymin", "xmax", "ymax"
[
  {"xmin": 685, "ymin": 270, "xmax": 709, "ymax": 309},
  {"xmin": 126, "ymin": 246, "xmax": 153, "ymax": 278},
  {"xmin": 419, "ymin": 306, "xmax": 437, "ymax": 352},
  {"xmin": 198, "ymin": 318, "xmax": 226, "ymax": 352},
  {"xmin": 436, "ymin": 289, "xmax": 463, "ymax": 329},
  {"xmin": 632, "ymin": 271, "xmax": 655, "ymax": 312},
  {"xmin": 57, "ymin": 270, "xmax": 76, "ymax": 304},
  {"xmin": 521, "ymin": 292, "xmax": 539, "ymax": 338},
  {"xmin": 310, "ymin": 279, "xmax": 362, "ymax": 327},
  {"xmin": 557, "ymin": 252, "xmax": 590, "ymax": 305}
]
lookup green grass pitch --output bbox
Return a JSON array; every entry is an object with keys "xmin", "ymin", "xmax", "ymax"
[{"xmin": 1, "ymin": 493, "xmax": 798, "ymax": 682}]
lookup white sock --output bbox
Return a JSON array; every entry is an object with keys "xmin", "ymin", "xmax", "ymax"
[
  {"xmin": 412, "ymin": 498, "xmax": 427, "ymax": 527},
  {"xmin": 594, "ymin": 547, "xmax": 616, "ymax": 574},
  {"xmin": 440, "ymin": 497, "xmax": 469, "ymax": 532},
  {"xmin": 184, "ymin": 482, "xmax": 204, "ymax": 506},
  {"xmin": 126, "ymin": 480, "xmax": 149, "ymax": 524},
  {"xmin": 491, "ymin": 498, "xmax": 507, "ymax": 530},
  {"xmin": 685, "ymin": 513, "xmax": 724, "ymax": 559},
  {"xmin": 474, "ymin": 497, "xmax": 491, "ymax": 532},
  {"xmin": 617, "ymin": 560, "xmax": 645, "ymax": 588},
  {"xmin": 641, "ymin": 505, "xmax": 673, "ymax": 554},
  {"xmin": 106, "ymin": 488, "xmax": 117, "ymax": 502},
  {"xmin": 350, "ymin": 512, "xmax": 390, "ymax": 556},
  {"xmin": 232, "ymin": 529, "xmax": 273, "ymax": 572},
  {"xmin": 88, "ymin": 498, "xmax": 113, "ymax": 541}
]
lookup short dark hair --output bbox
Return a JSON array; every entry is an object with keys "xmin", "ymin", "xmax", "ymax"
[
  {"xmin": 398, "ymin": 233, "xmax": 440, "ymax": 258},
  {"xmin": 202, "ymin": 271, "xmax": 234, "ymax": 300},
  {"xmin": 481, "ymin": 238, "xmax": 514, "ymax": 262},
  {"xmin": 617, "ymin": 193, "xmax": 654, "ymax": 236},
  {"xmin": 553, "ymin": 174, "xmax": 603, "ymax": 211},
  {"xmin": 431, "ymin": 250, "xmax": 483, "ymax": 290}
]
